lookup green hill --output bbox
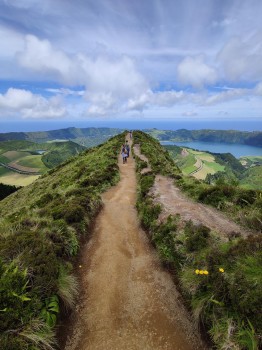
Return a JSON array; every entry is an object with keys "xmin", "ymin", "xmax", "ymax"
[
  {"xmin": 1, "ymin": 131, "xmax": 261, "ymax": 350},
  {"xmin": 134, "ymin": 131, "xmax": 261, "ymax": 349},
  {"xmin": 0, "ymin": 140, "xmax": 86, "ymax": 187},
  {"xmin": 146, "ymin": 128, "xmax": 262, "ymax": 147},
  {"xmin": 0, "ymin": 133, "xmax": 124, "ymax": 349},
  {"xmin": 0, "ymin": 127, "xmax": 123, "ymax": 144},
  {"xmin": 239, "ymin": 166, "xmax": 262, "ymax": 189},
  {"xmin": 164, "ymin": 144, "xmax": 262, "ymax": 189}
]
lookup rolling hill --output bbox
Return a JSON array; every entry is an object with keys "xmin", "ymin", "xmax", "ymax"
[
  {"xmin": 0, "ymin": 127, "xmax": 123, "ymax": 144},
  {"xmin": 0, "ymin": 132, "xmax": 124, "ymax": 349},
  {"xmin": 0, "ymin": 131, "xmax": 261, "ymax": 350},
  {"xmin": 146, "ymin": 128, "xmax": 262, "ymax": 147},
  {"xmin": 0, "ymin": 140, "xmax": 86, "ymax": 187}
]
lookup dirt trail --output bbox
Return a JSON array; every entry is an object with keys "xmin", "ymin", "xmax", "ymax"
[
  {"xmin": 151, "ymin": 175, "xmax": 251, "ymax": 238},
  {"xmin": 63, "ymin": 136, "xmax": 206, "ymax": 350}
]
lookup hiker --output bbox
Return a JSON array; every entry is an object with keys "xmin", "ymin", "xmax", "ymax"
[
  {"xmin": 125, "ymin": 140, "xmax": 130, "ymax": 157},
  {"xmin": 121, "ymin": 144, "xmax": 127, "ymax": 164},
  {"xmin": 129, "ymin": 130, "xmax": 132, "ymax": 139}
]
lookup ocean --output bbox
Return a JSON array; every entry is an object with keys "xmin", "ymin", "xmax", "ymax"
[{"xmin": 0, "ymin": 119, "xmax": 262, "ymax": 133}]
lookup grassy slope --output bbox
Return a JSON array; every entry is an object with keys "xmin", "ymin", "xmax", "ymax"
[
  {"xmin": 134, "ymin": 131, "xmax": 261, "ymax": 350},
  {"xmin": 0, "ymin": 127, "xmax": 123, "ymax": 143},
  {"xmin": 0, "ymin": 133, "xmax": 125, "ymax": 350},
  {"xmin": 240, "ymin": 166, "xmax": 262, "ymax": 189}
]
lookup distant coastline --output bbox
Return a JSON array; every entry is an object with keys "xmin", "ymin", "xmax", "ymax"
[{"xmin": 1, "ymin": 119, "xmax": 262, "ymax": 133}]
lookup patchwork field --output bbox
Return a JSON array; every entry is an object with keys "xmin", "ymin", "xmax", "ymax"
[
  {"xmin": 0, "ymin": 170, "xmax": 40, "ymax": 186},
  {"xmin": 0, "ymin": 139, "xmax": 85, "ymax": 187},
  {"xmin": 173, "ymin": 147, "xmax": 225, "ymax": 180}
]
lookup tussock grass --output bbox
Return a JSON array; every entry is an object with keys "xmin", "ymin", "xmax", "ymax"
[
  {"xmin": 133, "ymin": 130, "xmax": 261, "ymax": 350},
  {"xmin": 0, "ymin": 132, "xmax": 125, "ymax": 349}
]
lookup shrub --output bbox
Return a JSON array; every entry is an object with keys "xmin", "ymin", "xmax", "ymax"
[{"xmin": 184, "ymin": 222, "xmax": 210, "ymax": 252}]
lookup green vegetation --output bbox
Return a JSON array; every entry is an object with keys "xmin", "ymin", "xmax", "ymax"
[
  {"xmin": 240, "ymin": 156, "xmax": 262, "ymax": 167},
  {"xmin": 0, "ymin": 140, "xmax": 86, "ymax": 187},
  {"xmin": 146, "ymin": 128, "xmax": 262, "ymax": 147},
  {"xmin": 134, "ymin": 130, "xmax": 261, "ymax": 350},
  {"xmin": 134, "ymin": 131, "xmax": 180, "ymax": 177},
  {"xmin": 165, "ymin": 144, "xmax": 261, "ymax": 190},
  {"xmin": 239, "ymin": 166, "xmax": 262, "ymax": 190},
  {"xmin": 0, "ymin": 133, "xmax": 124, "ymax": 349},
  {"xmin": 0, "ymin": 126, "xmax": 122, "ymax": 143}
]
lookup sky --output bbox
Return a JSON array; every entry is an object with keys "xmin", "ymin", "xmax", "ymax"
[{"xmin": 0, "ymin": 0, "xmax": 262, "ymax": 126}]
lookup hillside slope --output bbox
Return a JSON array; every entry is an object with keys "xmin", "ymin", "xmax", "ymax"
[
  {"xmin": 0, "ymin": 133, "xmax": 124, "ymax": 349},
  {"xmin": 146, "ymin": 128, "xmax": 262, "ymax": 147},
  {"xmin": 133, "ymin": 131, "xmax": 261, "ymax": 350},
  {"xmin": 0, "ymin": 127, "xmax": 122, "ymax": 143}
]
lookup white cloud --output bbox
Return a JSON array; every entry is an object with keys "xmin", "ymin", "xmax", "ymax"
[
  {"xmin": 255, "ymin": 82, "xmax": 262, "ymax": 95},
  {"xmin": 218, "ymin": 35, "xmax": 262, "ymax": 81},
  {"xmin": 182, "ymin": 111, "xmax": 198, "ymax": 117},
  {"xmin": 17, "ymin": 35, "xmax": 149, "ymax": 115},
  {"xmin": 0, "ymin": 88, "xmax": 66, "ymax": 119},
  {"xmin": 17, "ymin": 35, "xmax": 74, "ymax": 83},
  {"xmin": 203, "ymin": 88, "xmax": 247, "ymax": 105},
  {"xmin": 177, "ymin": 55, "xmax": 217, "ymax": 88}
]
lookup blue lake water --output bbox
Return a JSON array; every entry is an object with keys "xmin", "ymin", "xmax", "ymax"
[{"xmin": 161, "ymin": 141, "xmax": 262, "ymax": 158}]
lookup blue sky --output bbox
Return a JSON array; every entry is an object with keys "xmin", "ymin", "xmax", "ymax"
[{"xmin": 0, "ymin": 0, "xmax": 262, "ymax": 124}]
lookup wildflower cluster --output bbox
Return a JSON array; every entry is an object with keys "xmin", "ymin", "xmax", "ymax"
[
  {"xmin": 195, "ymin": 267, "xmax": 225, "ymax": 275},
  {"xmin": 195, "ymin": 269, "xmax": 209, "ymax": 275}
]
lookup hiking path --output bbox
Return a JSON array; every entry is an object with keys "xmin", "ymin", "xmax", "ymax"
[{"xmin": 63, "ymin": 134, "xmax": 206, "ymax": 350}]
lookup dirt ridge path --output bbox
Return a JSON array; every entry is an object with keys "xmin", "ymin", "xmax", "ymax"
[
  {"xmin": 151, "ymin": 175, "xmax": 251, "ymax": 238},
  {"xmin": 63, "ymin": 135, "xmax": 206, "ymax": 350}
]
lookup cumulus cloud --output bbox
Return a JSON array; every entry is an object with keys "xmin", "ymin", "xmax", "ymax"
[
  {"xmin": 177, "ymin": 55, "xmax": 217, "ymax": 88},
  {"xmin": 17, "ymin": 35, "xmax": 149, "ymax": 115},
  {"xmin": 0, "ymin": 88, "xmax": 66, "ymax": 119},
  {"xmin": 126, "ymin": 89, "xmax": 186, "ymax": 112},
  {"xmin": 17, "ymin": 35, "xmax": 75, "ymax": 83}
]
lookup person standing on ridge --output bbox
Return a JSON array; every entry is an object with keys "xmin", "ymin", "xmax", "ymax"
[
  {"xmin": 121, "ymin": 144, "xmax": 127, "ymax": 164},
  {"xmin": 125, "ymin": 140, "xmax": 130, "ymax": 158}
]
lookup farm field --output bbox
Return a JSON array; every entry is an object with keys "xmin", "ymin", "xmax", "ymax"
[
  {"xmin": 0, "ymin": 139, "xmax": 85, "ymax": 187},
  {"xmin": 0, "ymin": 169, "xmax": 39, "ymax": 186},
  {"xmin": 170, "ymin": 147, "xmax": 225, "ymax": 180}
]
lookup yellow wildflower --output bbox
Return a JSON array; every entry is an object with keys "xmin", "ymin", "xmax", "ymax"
[
  {"xmin": 203, "ymin": 270, "xmax": 209, "ymax": 275},
  {"xmin": 195, "ymin": 269, "xmax": 200, "ymax": 274},
  {"xmin": 219, "ymin": 268, "xmax": 224, "ymax": 273},
  {"xmin": 199, "ymin": 270, "xmax": 204, "ymax": 274}
]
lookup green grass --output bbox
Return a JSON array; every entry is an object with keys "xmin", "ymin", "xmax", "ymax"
[
  {"xmin": 240, "ymin": 166, "xmax": 262, "ymax": 190},
  {"xmin": 204, "ymin": 160, "xmax": 225, "ymax": 172},
  {"xmin": 0, "ymin": 132, "xmax": 125, "ymax": 349},
  {"xmin": 0, "ymin": 154, "xmax": 9, "ymax": 164},
  {"xmin": 133, "ymin": 130, "xmax": 262, "ymax": 350},
  {"xmin": 0, "ymin": 166, "xmax": 10, "ymax": 176},
  {"xmin": 17, "ymin": 155, "xmax": 48, "ymax": 171}
]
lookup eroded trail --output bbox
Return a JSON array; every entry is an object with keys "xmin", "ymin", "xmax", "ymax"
[
  {"xmin": 150, "ymin": 175, "xmax": 251, "ymax": 238},
  {"xmin": 64, "ymin": 136, "xmax": 206, "ymax": 350}
]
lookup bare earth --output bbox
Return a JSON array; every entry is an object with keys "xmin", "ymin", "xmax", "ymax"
[
  {"xmin": 63, "ymin": 136, "xmax": 207, "ymax": 350},
  {"xmin": 150, "ymin": 175, "xmax": 251, "ymax": 238}
]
